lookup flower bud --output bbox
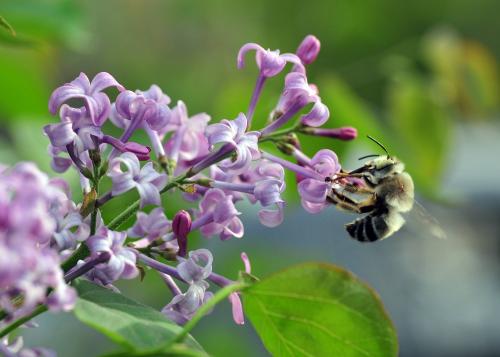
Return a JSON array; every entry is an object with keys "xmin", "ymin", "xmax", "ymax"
[
  {"xmin": 173, "ymin": 210, "xmax": 192, "ymax": 257},
  {"xmin": 296, "ymin": 35, "xmax": 321, "ymax": 65},
  {"xmin": 123, "ymin": 142, "xmax": 151, "ymax": 161},
  {"xmin": 302, "ymin": 127, "xmax": 358, "ymax": 141}
]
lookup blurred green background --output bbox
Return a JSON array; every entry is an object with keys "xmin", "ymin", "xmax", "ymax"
[{"xmin": 1, "ymin": 0, "xmax": 499, "ymax": 356}]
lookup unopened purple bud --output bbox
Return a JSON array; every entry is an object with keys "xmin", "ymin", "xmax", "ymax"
[
  {"xmin": 124, "ymin": 142, "xmax": 151, "ymax": 160},
  {"xmin": 102, "ymin": 135, "xmax": 151, "ymax": 160},
  {"xmin": 303, "ymin": 126, "xmax": 358, "ymax": 140},
  {"xmin": 296, "ymin": 35, "xmax": 321, "ymax": 65},
  {"xmin": 173, "ymin": 210, "xmax": 192, "ymax": 257}
]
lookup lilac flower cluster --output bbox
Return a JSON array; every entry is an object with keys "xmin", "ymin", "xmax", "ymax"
[
  {"xmin": 1, "ymin": 34, "xmax": 361, "ymax": 349},
  {"xmin": 0, "ymin": 163, "xmax": 77, "ymax": 319}
]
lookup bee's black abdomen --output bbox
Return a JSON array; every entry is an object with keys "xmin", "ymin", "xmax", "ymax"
[
  {"xmin": 345, "ymin": 213, "xmax": 385, "ymax": 243},
  {"xmin": 364, "ymin": 215, "xmax": 379, "ymax": 242},
  {"xmin": 372, "ymin": 215, "xmax": 389, "ymax": 239}
]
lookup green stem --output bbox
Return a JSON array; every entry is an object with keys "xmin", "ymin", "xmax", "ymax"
[
  {"xmin": 259, "ymin": 123, "xmax": 302, "ymax": 141},
  {"xmin": 173, "ymin": 282, "xmax": 249, "ymax": 343},
  {"xmin": 61, "ymin": 244, "xmax": 89, "ymax": 273},
  {"xmin": 107, "ymin": 173, "xmax": 188, "ymax": 231},
  {"xmin": 0, "ymin": 305, "xmax": 48, "ymax": 338}
]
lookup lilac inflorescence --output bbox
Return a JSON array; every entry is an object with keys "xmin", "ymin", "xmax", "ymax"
[
  {"xmin": 0, "ymin": 34, "xmax": 360, "ymax": 344},
  {"xmin": 0, "ymin": 163, "xmax": 77, "ymax": 320}
]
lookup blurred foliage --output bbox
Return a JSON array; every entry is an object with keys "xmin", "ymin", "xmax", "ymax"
[
  {"xmin": 0, "ymin": 0, "xmax": 88, "ymax": 49},
  {"xmin": 0, "ymin": 15, "xmax": 16, "ymax": 36}
]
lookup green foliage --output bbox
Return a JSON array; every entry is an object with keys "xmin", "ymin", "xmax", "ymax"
[
  {"xmin": 244, "ymin": 263, "xmax": 398, "ymax": 356},
  {"xmin": 0, "ymin": 0, "xmax": 87, "ymax": 49},
  {"xmin": 386, "ymin": 71, "xmax": 451, "ymax": 196},
  {"xmin": 101, "ymin": 344, "xmax": 207, "ymax": 357},
  {"xmin": 423, "ymin": 28, "xmax": 500, "ymax": 118},
  {"xmin": 0, "ymin": 15, "xmax": 15, "ymax": 36},
  {"xmin": 318, "ymin": 74, "xmax": 385, "ymax": 156},
  {"xmin": 73, "ymin": 280, "xmax": 205, "ymax": 355}
]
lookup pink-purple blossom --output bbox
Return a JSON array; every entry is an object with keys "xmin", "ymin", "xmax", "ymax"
[
  {"xmin": 49, "ymin": 72, "xmax": 124, "ymax": 127},
  {"xmin": 163, "ymin": 101, "xmax": 211, "ymax": 168},
  {"xmin": 127, "ymin": 207, "xmax": 172, "ymax": 246},
  {"xmin": 108, "ymin": 152, "xmax": 167, "ymax": 208},
  {"xmin": 211, "ymin": 160, "xmax": 286, "ymax": 227},
  {"xmin": 85, "ymin": 227, "xmax": 138, "ymax": 285},
  {"xmin": 162, "ymin": 249, "xmax": 213, "ymax": 325},
  {"xmin": 0, "ymin": 163, "xmax": 77, "ymax": 318},
  {"xmin": 237, "ymin": 43, "xmax": 303, "ymax": 78},
  {"xmin": 297, "ymin": 149, "xmax": 341, "ymax": 213},
  {"xmin": 262, "ymin": 72, "xmax": 329, "ymax": 135},
  {"xmin": 192, "ymin": 189, "xmax": 244, "ymax": 240},
  {"xmin": 205, "ymin": 113, "xmax": 260, "ymax": 174}
]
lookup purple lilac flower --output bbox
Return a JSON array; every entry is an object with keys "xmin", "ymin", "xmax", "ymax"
[
  {"xmin": 0, "ymin": 163, "xmax": 77, "ymax": 318},
  {"xmin": 161, "ymin": 249, "xmax": 213, "ymax": 325},
  {"xmin": 191, "ymin": 189, "xmax": 244, "ymax": 240},
  {"xmin": 127, "ymin": 208, "xmax": 172, "ymax": 248},
  {"xmin": 108, "ymin": 152, "xmax": 168, "ymax": 208},
  {"xmin": 163, "ymin": 101, "xmax": 211, "ymax": 170},
  {"xmin": 205, "ymin": 113, "xmax": 260, "ymax": 174},
  {"xmin": 237, "ymin": 42, "xmax": 304, "ymax": 126},
  {"xmin": 47, "ymin": 145, "xmax": 72, "ymax": 173},
  {"xmin": 211, "ymin": 160, "xmax": 286, "ymax": 227},
  {"xmin": 45, "ymin": 105, "xmax": 102, "ymax": 149},
  {"xmin": 85, "ymin": 227, "xmax": 138, "ymax": 285},
  {"xmin": 52, "ymin": 202, "xmax": 89, "ymax": 252},
  {"xmin": 49, "ymin": 72, "xmax": 124, "ymax": 126},
  {"xmin": 237, "ymin": 43, "xmax": 303, "ymax": 78},
  {"xmin": 262, "ymin": 72, "xmax": 329, "ymax": 135},
  {"xmin": 297, "ymin": 149, "xmax": 341, "ymax": 213},
  {"xmin": 110, "ymin": 86, "xmax": 171, "ymax": 157}
]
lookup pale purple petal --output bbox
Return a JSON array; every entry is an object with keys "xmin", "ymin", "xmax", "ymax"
[
  {"xmin": 136, "ymin": 182, "xmax": 161, "ymax": 208},
  {"xmin": 298, "ymin": 179, "xmax": 330, "ymax": 203},
  {"xmin": 220, "ymin": 217, "xmax": 244, "ymax": 240},
  {"xmin": 301, "ymin": 200, "xmax": 327, "ymax": 214},
  {"xmin": 237, "ymin": 43, "xmax": 265, "ymax": 69},
  {"xmin": 301, "ymin": 100, "xmax": 330, "ymax": 127},
  {"xmin": 43, "ymin": 121, "xmax": 75, "ymax": 147},
  {"xmin": 310, "ymin": 149, "xmax": 340, "ymax": 177},
  {"xmin": 258, "ymin": 202, "xmax": 285, "ymax": 228},
  {"xmin": 89, "ymin": 72, "xmax": 124, "ymax": 94}
]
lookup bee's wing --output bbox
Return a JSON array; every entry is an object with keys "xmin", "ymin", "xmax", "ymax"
[{"xmin": 403, "ymin": 199, "xmax": 447, "ymax": 240}]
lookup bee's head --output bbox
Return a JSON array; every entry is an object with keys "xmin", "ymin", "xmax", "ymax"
[
  {"xmin": 352, "ymin": 136, "xmax": 405, "ymax": 184},
  {"xmin": 365, "ymin": 155, "xmax": 405, "ymax": 176}
]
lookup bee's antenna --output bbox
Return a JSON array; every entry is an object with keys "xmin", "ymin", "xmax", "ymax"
[
  {"xmin": 358, "ymin": 154, "xmax": 379, "ymax": 160},
  {"xmin": 367, "ymin": 135, "xmax": 390, "ymax": 157}
]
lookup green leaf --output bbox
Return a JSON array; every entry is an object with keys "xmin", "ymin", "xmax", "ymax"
[
  {"xmin": 0, "ymin": 15, "xmax": 15, "ymax": 36},
  {"xmin": 244, "ymin": 263, "xmax": 398, "ymax": 357},
  {"xmin": 101, "ymin": 343, "xmax": 207, "ymax": 357},
  {"xmin": 73, "ymin": 280, "xmax": 205, "ymax": 354},
  {"xmin": 386, "ymin": 71, "xmax": 451, "ymax": 197}
]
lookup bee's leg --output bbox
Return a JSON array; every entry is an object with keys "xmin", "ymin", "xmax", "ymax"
[
  {"xmin": 342, "ymin": 184, "xmax": 374, "ymax": 194},
  {"xmin": 327, "ymin": 189, "xmax": 375, "ymax": 214}
]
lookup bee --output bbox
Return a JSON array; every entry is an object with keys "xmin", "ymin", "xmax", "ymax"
[{"xmin": 328, "ymin": 136, "xmax": 445, "ymax": 242}]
